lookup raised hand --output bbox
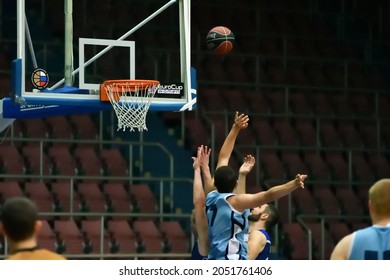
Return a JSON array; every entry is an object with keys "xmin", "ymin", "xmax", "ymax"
[
  {"xmin": 239, "ymin": 155, "xmax": 256, "ymax": 176},
  {"xmin": 192, "ymin": 146, "xmax": 202, "ymax": 170},
  {"xmin": 234, "ymin": 111, "xmax": 249, "ymax": 130},
  {"xmin": 199, "ymin": 145, "xmax": 211, "ymax": 170},
  {"xmin": 294, "ymin": 174, "xmax": 307, "ymax": 189}
]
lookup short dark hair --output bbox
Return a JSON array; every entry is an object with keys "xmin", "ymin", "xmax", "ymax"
[
  {"xmin": 264, "ymin": 204, "xmax": 279, "ymax": 231},
  {"xmin": 0, "ymin": 197, "xmax": 38, "ymax": 242},
  {"xmin": 214, "ymin": 166, "xmax": 238, "ymax": 193}
]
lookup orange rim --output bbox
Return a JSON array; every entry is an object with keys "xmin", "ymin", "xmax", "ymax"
[{"xmin": 100, "ymin": 79, "xmax": 160, "ymax": 102}]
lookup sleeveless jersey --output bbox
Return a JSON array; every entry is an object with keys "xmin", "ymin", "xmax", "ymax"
[
  {"xmin": 349, "ymin": 224, "xmax": 390, "ymax": 260},
  {"xmin": 206, "ymin": 190, "xmax": 249, "ymax": 260},
  {"xmin": 255, "ymin": 229, "xmax": 271, "ymax": 260},
  {"xmin": 191, "ymin": 241, "xmax": 208, "ymax": 260}
]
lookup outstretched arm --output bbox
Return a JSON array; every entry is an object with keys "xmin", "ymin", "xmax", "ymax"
[
  {"xmin": 216, "ymin": 111, "xmax": 249, "ymax": 169},
  {"xmin": 192, "ymin": 146, "xmax": 209, "ymax": 256},
  {"xmin": 199, "ymin": 145, "xmax": 215, "ymax": 195},
  {"xmin": 236, "ymin": 155, "xmax": 255, "ymax": 195},
  {"xmin": 192, "ymin": 147, "xmax": 204, "ymax": 207},
  {"xmin": 229, "ymin": 174, "xmax": 307, "ymax": 212}
]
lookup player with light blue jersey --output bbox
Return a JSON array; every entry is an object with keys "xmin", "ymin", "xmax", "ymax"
[
  {"xmin": 349, "ymin": 225, "xmax": 390, "ymax": 260},
  {"xmin": 206, "ymin": 165, "xmax": 306, "ymax": 260},
  {"xmin": 331, "ymin": 179, "xmax": 390, "ymax": 260},
  {"xmin": 206, "ymin": 190, "xmax": 250, "ymax": 260},
  {"xmin": 190, "ymin": 113, "xmax": 251, "ymax": 260}
]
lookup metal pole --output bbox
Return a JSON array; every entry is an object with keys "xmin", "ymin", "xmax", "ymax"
[
  {"xmin": 321, "ymin": 218, "xmax": 325, "ymax": 260},
  {"xmin": 25, "ymin": 14, "xmax": 38, "ymax": 69},
  {"xmin": 128, "ymin": 144, "xmax": 133, "ymax": 185},
  {"xmin": 64, "ymin": 0, "xmax": 73, "ymax": 86},
  {"xmin": 17, "ymin": 0, "xmax": 26, "ymax": 95},
  {"xmin": 70, "ymin": 179, "xmax": 74, "ymax": 219},
  {"xmin": 49, "ymin": 0, "xmax": 177, "ymax": 90},
  {"xmin": 39, "ymin": 140, "xmax": 43, "ymax": 178},
  {"xmin": 100, "ymin": 216, "xmax": 104, "ymax": 259},
  {"xmin": 160, "ymin": 181, "xmax": 164, "ymax": 222},
  {"xmin": 348, "ymin": 150, "xmax": 352, "ymax": 182},
  {"xmin": 179, "ymin": 0, "xmax": 192, "ymax": 108}
]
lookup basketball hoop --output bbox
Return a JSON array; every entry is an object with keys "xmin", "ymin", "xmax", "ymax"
[{"xmin": 100, "ymin": 79, "xmax": 160, "ymax": 132}]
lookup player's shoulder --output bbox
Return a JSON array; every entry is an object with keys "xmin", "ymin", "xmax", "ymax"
[
  {"xmin": 44, "ymin": 250, "xmax": 67, "ymax": 260},
  {"xmin": 259, "ymin": 229, "xmax": 270, "ymax": 239},
  {"xmin": 5, "ymin": 249, "xmax": 66, "ymax": 260}
]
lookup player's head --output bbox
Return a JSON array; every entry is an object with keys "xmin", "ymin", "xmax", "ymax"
[
  {"xmin": 368, "ymin": 178, "xmax": 390, "ymax": 222},
  {"xmin": 248, "ymin": 204, "xmax": 279, "ymax": 231},
  {"xmin": 0, "ymin": 197, "xmax": 41, "ymax": 243},
  {"xmin": 213, "ymin": 165, "xmax": 238, "ymax": 193}
]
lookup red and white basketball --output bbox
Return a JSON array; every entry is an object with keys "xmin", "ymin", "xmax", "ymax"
[{"xmin": 206, "ymin": 26, "xmax": 235, "ymax": 55}]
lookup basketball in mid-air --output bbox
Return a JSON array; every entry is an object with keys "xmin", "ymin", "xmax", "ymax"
[{"xmin": 206, "ymin": 26, "xmax": 235, "ymax": 55}]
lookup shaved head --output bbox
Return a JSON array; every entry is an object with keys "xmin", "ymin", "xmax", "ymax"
[{"xmin": 369, "ymin": 179, "xmax": 390, "ymax": 218}]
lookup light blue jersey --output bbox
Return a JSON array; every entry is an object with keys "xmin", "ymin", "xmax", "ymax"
[
  {"xmin": 349, "ymin": 224, "xmax": 390, "ymax": 260},
  {"xmin": 206, "ymin": 190, "xmax": 249, "ymax": 260}
]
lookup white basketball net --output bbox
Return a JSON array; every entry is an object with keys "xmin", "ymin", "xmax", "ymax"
[{"xmin": 104, "ymin": 81, "xmax": 159, "ymax": 132}]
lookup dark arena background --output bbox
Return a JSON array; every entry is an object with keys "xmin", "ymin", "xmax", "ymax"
[{"xmin": 0, "ymin": 0, "xmax": 390, "ymax": 260}]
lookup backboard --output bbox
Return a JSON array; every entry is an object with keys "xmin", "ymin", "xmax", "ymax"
[{"xmin": 3, "ymin": 0, "xmax": 196, "ymax": 120}]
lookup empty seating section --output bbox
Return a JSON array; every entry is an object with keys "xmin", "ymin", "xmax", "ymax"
[
  {"xmin": 103, "ymin": 183, "xmax": 133, "ymax": 214},
  {"xmin": 54, "ymin": 220, "xmax": 84, "ymax": 254},
  {"xmin": 190, "ymin": 1, "xmax": 388, "ymax": 260},
  {"xmin": 1, "ymin": 0, "xmax": 389, "ymax": 260},
  {"xmin": 129, "ymin": 184, "xmax": 158, "ymax": 217},
  {"xmin": 107, "ymin": 220, "xmax": 137, "ymax": 255},
  {"xmin": 133, "ymin": 220, "xmax": 164, "ymax": 254},
  {"xmin": 159, "ymin": 221, "xmax": 189, "ymax": 254},
  {"xmin": 77, "ymin": 182, "xmax": 107, "ymax": 213}
]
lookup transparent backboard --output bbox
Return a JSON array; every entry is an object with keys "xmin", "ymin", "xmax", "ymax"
[{"xmin": 7, "ymin": 0, "xmax": 195, "ymax": 118}]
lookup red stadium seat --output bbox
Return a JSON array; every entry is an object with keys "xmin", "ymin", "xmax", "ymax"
[
  {"xmin": 37, "ymin": 220, "xmax": 57, "ymax": 252},
  {"xmin": 107, "ymin": 220, "xmax": 137, "ymax": 254},
  {"xmin": 102, "ymin": 183, "xmax": 133, "ymax": 214},
  {"xmin": 129, "ymin": 184, "xmax": 158, "ymax": 215},
  {"xmin": 73, "ymin": 147, "xmax": 103, "ymax": 180},
  {"xmin": 48, "ymin": 146, "xmax": 78, "ymax": 178},
  {"xmin": 77, "ymin": 182, "xmax": 107, "ymax": 214},
  {"xmin": 81, "ymin": 220, "xmax": 106, "ymax": 253},
  {"xmin": 51, "ymin": 181, "xmax": 80, "ymax": 212},
  {"xmin": 22, "ymin": 145, "xmax": 52, "ymax": 178},
  {"xmin": 54, "ymin": 220, "xmax": 84, "ymax": 254},
  {"xmin": 282, "ymin": 223, "xmax": 309, "ymax": 259},
  {"xmin": 25, "ymin": 182, "xmax": 54, "ymax": 217},
  {"xmin": 0, "ymin": 144, "xmax": 25, "ymax": 177},
  {"xmin": 69, "ymin": 114, "xmax": 98, "ymax": 142},
  {"xmin": 0, "ymin": 182, "xmax": 24, "ymax": 202},
  {"xmin": 99, "ymin": 148, "xmax": 128, "ymax": 178},
  {"xmin": 133, "ymin": 220, "xmax": 165, "ymax": 254}
]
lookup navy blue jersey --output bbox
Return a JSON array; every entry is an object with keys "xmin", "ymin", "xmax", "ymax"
[
  {"xmin": 206, "ymin": 190, "xmax": 249, "ymax": 260},
  {"xmin": 191, "ymin": 241, "xmax": 207, "ymax": 260},
  {"xmin": 349, "ymin": 225, "xmax": 390, "ymax": 260},
  {"xmin": 255, "ymin": 229, "xmax": 271, "ymax": 260}
]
